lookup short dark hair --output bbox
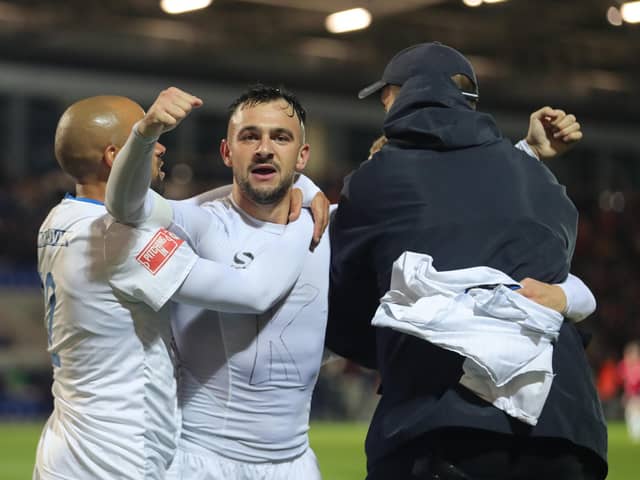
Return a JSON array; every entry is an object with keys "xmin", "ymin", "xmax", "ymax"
[{"xmin": 228, "ymin": 83, "xmax": 306, "ymax": 126}]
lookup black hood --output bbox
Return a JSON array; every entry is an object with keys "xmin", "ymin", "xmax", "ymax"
[{"xmin": 383, "ymin": 72, "xmax": 501, "ymax": 151}]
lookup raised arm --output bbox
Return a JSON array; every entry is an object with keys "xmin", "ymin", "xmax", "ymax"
[
  {"xmin": 105, "ymin": 127, "xmax": 165, "ymax": 225},
  {"xmin": 105, "ymin": 87, "xmax": 202, "ymax": 225},
  {"xmin": 521, "ymin": 106, "xmax": 582, "ymax": 160}
]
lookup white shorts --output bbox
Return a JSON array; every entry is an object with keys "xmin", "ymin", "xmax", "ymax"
[{"xmin": 166, "ymin": 444, "xmax": 321, "ymax": 480}]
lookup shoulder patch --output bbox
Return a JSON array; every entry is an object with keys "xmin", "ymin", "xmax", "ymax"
[{"xmin": 135, "ymin": 228, "xmax": 184, "ymax": 275}]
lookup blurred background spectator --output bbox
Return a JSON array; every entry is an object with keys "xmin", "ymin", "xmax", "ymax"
[{"xmin": 619, "ymin": 341, "xmax": 640, "ymax": 441}]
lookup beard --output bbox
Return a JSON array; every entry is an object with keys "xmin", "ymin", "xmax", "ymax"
[
  {"xmin": 236, "ymin": 168, "xmax": 295, "ymax": 206},
  {"xmin": 150, "ymin": 159, "xmax": 165, "ymax": 193},
  {"xmin": 151, "ymin": 178, "xmax": 165, "ymax": 195}
]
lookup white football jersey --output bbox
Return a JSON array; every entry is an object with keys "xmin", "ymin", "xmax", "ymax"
[
  {"xmin": 35, "ymin": 195, "xmax": 197, "ymax": 480},
  {"xmin": 169, "ymin": 197, "xmax": 330, "ymax": 462}
]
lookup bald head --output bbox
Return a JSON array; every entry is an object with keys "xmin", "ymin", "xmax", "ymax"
[{"xmin": 55, "ymin": 96, "xmax": 144, "ymax": 182}]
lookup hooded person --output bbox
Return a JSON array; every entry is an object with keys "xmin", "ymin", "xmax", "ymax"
[{"xmin": 326, "ymin": 42, "xmax": 607, "ymax": 480}]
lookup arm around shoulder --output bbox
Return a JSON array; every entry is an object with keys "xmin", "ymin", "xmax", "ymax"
[{"xmin": 172, "ymin": 211, "xmax": 314, "ymax": 313}]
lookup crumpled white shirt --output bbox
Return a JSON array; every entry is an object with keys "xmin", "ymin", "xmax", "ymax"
[{"xmin": 371, "ymin": 251, "xmax": 564, "ymax": 425}]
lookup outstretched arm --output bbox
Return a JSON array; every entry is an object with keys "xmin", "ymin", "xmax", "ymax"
[
  {"xmin": 172, "ymin": 213, "xmax": 313, "ymax": 313},
  {"xmin": 107, "ymin": 212, "xmax": 313, "ymax": 313}
]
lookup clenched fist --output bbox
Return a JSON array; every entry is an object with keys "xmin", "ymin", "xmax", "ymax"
[
  {"xmin": 525, "ymin": 106, "xmax": 582, "ymax": 160},
  {"xmin": 137, "ymin": 87, "xmax": 203, "ymax": 139}
]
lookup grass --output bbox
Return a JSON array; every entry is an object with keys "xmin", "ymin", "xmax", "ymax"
[
  {"xmin": 606, "ymin": 422, "xmax": 639, "ymax": 480},
  {"xmin": 1, "ymin": 421, "xmax": 636, "ymax": 479},
  {"xmin": 0, "ymin": 422, "xmax": 43, "ymax": 480},
  {"xmin": 310, "ymin": 422, "xmax": 368, "ymax": 480}
]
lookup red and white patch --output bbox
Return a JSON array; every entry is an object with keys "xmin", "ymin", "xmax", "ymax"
[{"xmin": 135, "ymin": 229, "xmax": 184, "ymax": 275}]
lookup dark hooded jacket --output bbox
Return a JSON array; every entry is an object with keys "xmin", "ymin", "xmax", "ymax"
[{"xmin": 326, "ymin": 72, "xmax": 607, "ymax": 475}]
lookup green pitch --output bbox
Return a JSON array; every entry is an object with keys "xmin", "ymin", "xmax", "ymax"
[{"xmin": 0, "ymin": 421, "xmax": 636, "ymax": 479}]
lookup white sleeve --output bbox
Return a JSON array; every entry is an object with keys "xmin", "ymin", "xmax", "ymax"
[
  {"xmin": 105, "ymin": 221, "xmax": 198, "ymax": 312},
  {"xmin": 557, "ymin": 273, "xmax": 596, "ymax": 322},
  {"xmin": 294, "ymin": 174, "xmax": 321, "ymax": 207},
  {"xmin": 168, "ymin": 200, "xmax": 224, "ymax": 248},
  {"xmin": 172, "ymin": 211, "xmax": 313, "ymax": 313},
  {"xmin": 514, "ymin": 139, "xmax": 540, "ymax": 161},
  {"xmin": 107, "ymin": 210, "xmax": 313, "ymax": 314},
  {"xmin": 105, "ymin": 123, "xmax": 166, "ymax": 225},
  {"xmin": 183, "ymin": 185, "xmax": 233, "ymax": 206}
]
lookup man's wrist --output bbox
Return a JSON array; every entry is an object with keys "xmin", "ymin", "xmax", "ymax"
[
  {"xmin": 552, "ymin": 284, "xmax": 569, "ymax": 316},
  {"xmin": 294, "ymin": 174, "xmax": 321, "ymax": 207},
  {"xmin": 135, "ymin": 120, "xmax": 161, "ymax": 142},
  {"xmin": 517, "ymin": 138, "xmax": 540, "ymax": 160}
]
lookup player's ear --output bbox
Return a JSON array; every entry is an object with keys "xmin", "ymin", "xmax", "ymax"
[
  {"xmin": 103, "ymin": 144, "xmax": 118, "ymax": 168},
  {"xmin": 220, "ymin": 139, "xmax": 232, "ymax": 168},
  {"xmin": 295, "ymin": 143, "xmax": 310, "ymax": 172}
]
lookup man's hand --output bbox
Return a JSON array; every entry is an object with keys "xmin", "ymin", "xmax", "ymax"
[
  {"xmin": 517, "ymin": 277, "xmax": 567, "ymax": 314},
  {"xmin": 309, "ymin": 192, "xmax": 330, "ymax": 249},
  {"xmin": 289, "ymin": 190, "xmax": 330, "ymax": 250},
  {"xmin": 137, "ymin": 87, "xmax": 203, "ymax": 139},
  {"xmin": 525, "ymin": 106, "xmax": 582, "ymax": 160}
]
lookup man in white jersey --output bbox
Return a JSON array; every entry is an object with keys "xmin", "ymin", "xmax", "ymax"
[
  {"xmin": 34, "ymin": 95, "xmax": 318, "ymax": 480},
  {"xmin": 106, "ymin": 85, "xmax": 329, "ymax": 479},
  {"xmin": 106, "ymin": 84, "xmax": 596, "ymax": 480}
]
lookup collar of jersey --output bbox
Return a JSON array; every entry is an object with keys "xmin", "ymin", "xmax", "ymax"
[
  {"xmin": 64, "ymin": 192, "xmax": 104, "ymax": 206},
  {"xmin": 227, "ymin": 196, "xmax": 287, "ymax": 235}
]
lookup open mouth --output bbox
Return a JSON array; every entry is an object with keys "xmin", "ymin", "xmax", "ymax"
[{"xmin": 250, "ymin": 164, "xmax": 278, "ymax": 180}]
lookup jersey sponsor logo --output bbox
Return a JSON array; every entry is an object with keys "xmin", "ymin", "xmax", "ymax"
[
  {"xmin": 232, "ymin": 251, "xmax": 255, "ymax": 268},
  {"xmin": 136, "ymin": 229, "xmax": 184, "ymax": 275},
  {"xmin": 37, "ymin": 228, "xmax": 69, "ymax": 248}
]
